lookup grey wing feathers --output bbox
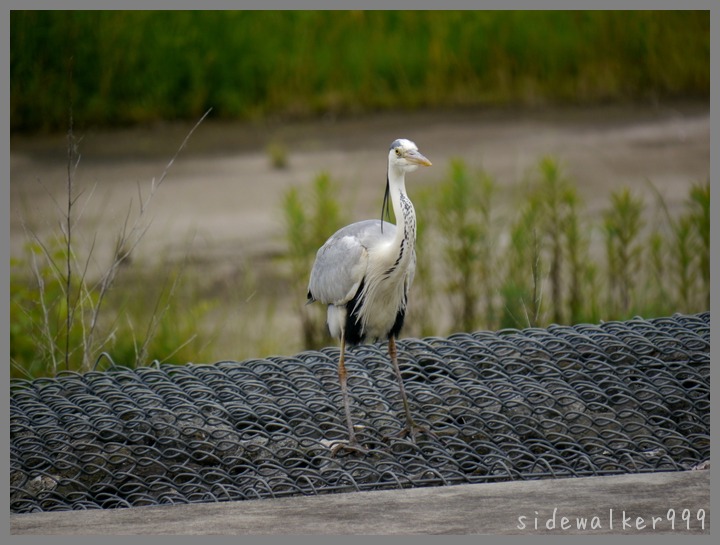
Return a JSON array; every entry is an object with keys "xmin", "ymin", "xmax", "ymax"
[{"xmin": 307, "ymin": 219, "xmax": 396, "ymax": 305}]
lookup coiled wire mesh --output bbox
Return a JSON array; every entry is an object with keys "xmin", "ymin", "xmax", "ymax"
[{"xmin": 11, "ymin": 312, "xmax": 710, "ymax": 513}]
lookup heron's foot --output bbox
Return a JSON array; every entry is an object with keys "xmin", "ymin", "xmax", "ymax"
[
  {"xmin": 398, "ymin": 422, "xmax": 438, "ymax": 443},
  {"xmin": 320, "ymin": 438, "xmax": 369, "ymax": 457}
]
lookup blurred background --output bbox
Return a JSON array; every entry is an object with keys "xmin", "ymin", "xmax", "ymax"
[
  {"xmin": 10, "ymin": 10, "xmax": 710, "ymax": 378},
  {"xmin": 10, "ymin": 11, "xmax": 710, "ymax": 132}
]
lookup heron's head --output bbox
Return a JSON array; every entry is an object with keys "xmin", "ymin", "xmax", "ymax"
[{"xmin": 388, "ymin": 139, "xmax": 432, "ymax": 173}]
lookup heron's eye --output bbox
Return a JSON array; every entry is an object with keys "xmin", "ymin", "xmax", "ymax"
[{"xmin": 395, "ymin": 149, "xmax": 402, "ymax": 157}]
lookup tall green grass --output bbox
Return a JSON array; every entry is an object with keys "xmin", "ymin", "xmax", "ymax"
[
  {"xmin": 500, "ymin": 157, "xmax": 597, "ymax": 328},
  {"xmin": 283, "ymin": 172, "xmax": 347, "ymax": 349},
  {"xmin": 10, "ymin": 113, "xmax": 216, "ymax": 379},
  {"xmin": 282, "ymin": 158, "xmax": 709, "ymax": 345},
  {"xmin": 603, "ymin": 188, "xmax": 646, "ymax": 317},
  {"xmin": 435, "ymin": 160, "xmax": 497, "ymax": 332},
  {"xmin": 652, "ymin": 180, "xmax": 711, "ymax": 312},
  {"xmin": 11, "ymin": 10, "xmax": 710, "ymax": 132}
]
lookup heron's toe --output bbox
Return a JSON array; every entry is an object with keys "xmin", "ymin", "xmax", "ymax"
[{"xmin": 320, "ymin": 438, "xmax": 370, "ymax": 457}]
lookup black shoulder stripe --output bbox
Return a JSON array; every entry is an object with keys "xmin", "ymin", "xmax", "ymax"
[{"xmin": 344, "ymin": 279, "xmax": 366, "ymax": 346}]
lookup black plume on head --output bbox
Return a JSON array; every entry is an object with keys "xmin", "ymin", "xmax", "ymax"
[{"xmin": 380, "ymin": 177, "xmax": 391, "ymax": 234}]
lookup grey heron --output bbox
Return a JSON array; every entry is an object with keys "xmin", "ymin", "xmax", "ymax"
[{"xmin": 307, "ymin": 138, "xmax": 432, "ymax": 451}]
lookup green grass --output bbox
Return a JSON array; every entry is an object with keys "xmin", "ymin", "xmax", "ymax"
[
  {"xmin": 280, "ymin": 158, "xmax": 709, "ymax": 343},
  {"xmin": 282, "ymin": 172, "xmax": 347, "ymax": 349},
  {"xmin": 10, "ymin": 242, "xmax": 215, "ymax": 379},
  {"xmin": 602, "ymin": 188, "xmax": 646, "ymax": 317},
  {"xmin": 9, "ymin": 111, "xmax": 216, "ymax": 379},
  {"xmin": 10, "ymin": 10, "xmax": 710, "ymax": 132},
  {"xmin": 434, "ymin": 159, "xmax": 498, "ymax": 332},
  {"xmin": 498, "ymin": 157, "xmax": 598, "ymax": 328},
  {"xmin": 650, "ymin": 179, "xmax": 711, "ymax": 313}
]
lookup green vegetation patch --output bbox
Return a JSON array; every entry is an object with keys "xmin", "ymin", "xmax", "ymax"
[{"xmin": 11, "ymin": 10, "xmax": 710, "ymax": 132}]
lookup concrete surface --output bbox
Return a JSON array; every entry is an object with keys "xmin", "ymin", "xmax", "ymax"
[{"xmin": 10, "ymin": 470, "xmax": 710, "ymax": 535}]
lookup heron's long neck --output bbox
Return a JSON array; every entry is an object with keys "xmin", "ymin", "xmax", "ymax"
[{"xmin": 388, "ymin": 167, "xmax": 416, "ymax": 250}]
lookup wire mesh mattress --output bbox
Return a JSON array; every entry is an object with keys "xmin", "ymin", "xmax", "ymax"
[{"xmin": 11, "ymin": 312, "xmax": 710, "ymax": 513}]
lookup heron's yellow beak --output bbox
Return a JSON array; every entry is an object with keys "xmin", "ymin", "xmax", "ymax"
[{"xmin": 405, "ymin": 149, "xmax": 432, "ymax": 167}]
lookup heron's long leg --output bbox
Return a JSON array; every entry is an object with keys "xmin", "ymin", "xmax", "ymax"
[
  {"xmin": 338, "ymin": 332, "xmax": 358, "ymax": 445},
  {"xmin": 388, "ymin": 335, "xmax": 416, "ymax": 434}
]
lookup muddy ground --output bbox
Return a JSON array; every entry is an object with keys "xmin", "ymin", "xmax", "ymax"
[{"xmin": 10, "ymin": 101, "xmax": 710, "ymax": 361}]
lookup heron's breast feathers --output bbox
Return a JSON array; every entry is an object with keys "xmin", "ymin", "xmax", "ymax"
[{"xmin": 354, "ymin": 238, "xmax": 416, "ymax": 338}]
